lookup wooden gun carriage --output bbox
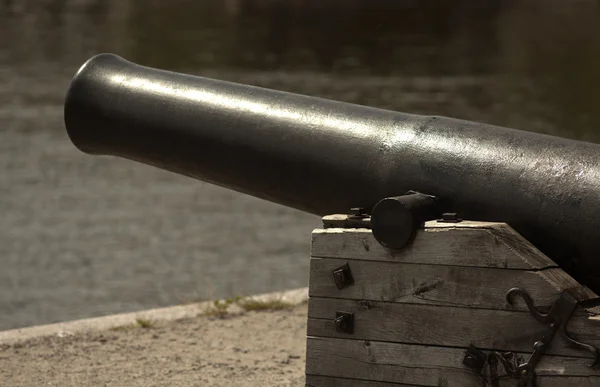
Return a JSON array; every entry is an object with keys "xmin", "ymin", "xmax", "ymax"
[{"xmin": 305, "ymin": 212, "xmax": 600, "ymax": 386}]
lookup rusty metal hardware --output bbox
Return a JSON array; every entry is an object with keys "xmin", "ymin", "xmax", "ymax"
[
  {"xmin": 332, "ymin": 263, "xmax": 354, "ymax": 290},
  {"xmin": 462, "ymin": 289, "xmax": 599, "ymax": 386},
  {"xmin": 490, "ymin": 288, "xmax": 600, "ymax": 386},
  {"xmin": 438, "ymin": 213, "xmax": 462, "ymax": 223},
  {"xmin": 462, "ymin": 345, "xmax": 487, "ymax": 375},
  {"xmin": 349, "ymin": 207, "xmax": 369, "ymax": 220},
  {"xmin": 334, "ymin": 311, "xmax": 354, "ymax": 334}
]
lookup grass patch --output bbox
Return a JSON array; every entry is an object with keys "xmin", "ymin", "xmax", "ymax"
[
  {"xmin": 237, "ymin": 298, "xmax": 295, "ymax": 312},
  {"xmin": 110, "ymin": 323, "xmax": 137, "ymax": 332},
  {"xmin": 135, "ymin": 317, "xmax": 155, "ymax": 328},
  {"xmin": 109, "ymin": 317, "xmax": 155, "ymax": 331},
  {"xmin": 203, "ymin": 296, "xmax": 242, "ymax": 318},
  {"xmin": 202, "ymin": 295, "xmax": 296, "ymax": 317}
]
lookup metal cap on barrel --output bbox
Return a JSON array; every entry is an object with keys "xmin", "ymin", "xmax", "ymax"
[{"xmin": 370, "ymin": 192, "xmax": 439, "ymax": 250}]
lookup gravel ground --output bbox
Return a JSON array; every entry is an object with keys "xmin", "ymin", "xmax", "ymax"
[{"xmin": 0, "ymin": 303, "xmax": 309, "ymax": 386}]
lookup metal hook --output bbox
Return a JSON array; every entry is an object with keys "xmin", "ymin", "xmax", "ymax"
[
  {"xmin": 506, "ymin": 287, "xmax": 551, "ymax": 324},
  {"xmin": 464, "ymin": 289, "xmax": 599, "ymax": 386},
  {"xmin": 558, "ymin": 321, "xmax": 600, "ymax": 368},
  {"xmin": 508, "ymin": 288, "xmax": 599, "ymax": 368}
]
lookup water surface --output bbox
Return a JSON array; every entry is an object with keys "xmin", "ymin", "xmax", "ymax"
[{"xmin": 1, "ymin": 0, "xmax": 599, "ymax": 330}]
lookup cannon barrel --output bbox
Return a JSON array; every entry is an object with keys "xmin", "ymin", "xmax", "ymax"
[{"xmin": 64, "ymin": 53, "xmax": 600, "ymax": 292}]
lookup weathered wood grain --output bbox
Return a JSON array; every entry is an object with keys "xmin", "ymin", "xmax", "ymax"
[
  {"xmin": 486, "ymin": 224, "xmax": 562, "ymax": 269},
  {"xmin": 529, "ymin": 377, "xmax": 600, "ymax": 387},
  {"xmin": 535, "ymin": 269, "xmax": 600, "ymax": 307},
  {"xmin": 424, "ymin": 220, "xmax": 516, "ymax": 229},
  {"xmin": 311, "ymin": 225, "xmax": 556, "ymax": 269},
  {"xmin": 307, "ymin": 297, "xmax": 600, "ymax": 358},
  {"xmin": 306, "ymin": 336, "xmax": 480, "ymax": 387},
  {"xmin": 322, "ymin": 214, "xmax": 372, "ymax": 229},
  {"xmin": 321, "ymin": 216, "xmax": 508, "ymax": 230},
  {"xmin": 308, "ymin": 258, "xmax": 590, "ymax": 311},
  {"xmin": 306, "ymin": 220, "xmax": 600, "ymax": 385},
  {"xmin": 306, "ymin": 337, "xmax": 600, "ymax": 386},
  {"xmin": 306, "ymin": 374, "xmax": 600, "ymax": 387},
  {"xmin": 306, "ymin": 375, "xmax": 421, "ymax": 386}
]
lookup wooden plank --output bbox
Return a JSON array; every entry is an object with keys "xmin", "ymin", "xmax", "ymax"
[
  {"xmin": 424, "ymin": 220, "xmax": 512, "ymax": 229},
  {"xmin": 320, "ymin": 216, "xmax": 507, "ymax": 230},
  {"xmin": 322, "ymin": 214, "xmax": 372, "ymax": 229},
  {"xmin": 306, "ymin": 374, "xmax": 600, "ymax": 387},
  {"xmin": 309, "ymin": 258, "xmax": 586, "ymax": 311},
  {"xmin": 307, "ymin": 298, "xmax": 600, "ymax": 358},
  {"xmin": 488, "ymin": 224, "xmax": 564, "ymax": 271},
  {"xmin": 307, "ymin": 337, "xmax": 599, "ymax": 386},
  {"xmin": 306, "ymin": 375, "xmax": 421, "ymax": 386},
  {"xmin": 530, "ymin": 377, "xmax": 600, "ymax": 387},
  {"xmin": 306, "ymin": 337, "xmax": 480, "ymax": 387},
  {"xmin": 311, "ymin": 225, "xmax": 556, "ymax": 269}
]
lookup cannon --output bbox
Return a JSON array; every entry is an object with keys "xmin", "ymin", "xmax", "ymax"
[
  {"xmin": 64, "ymin": 53, "xmax": 600, "ymax": 292},
  {"xmin": 64, "ymin": 54, "xmax": 600, "ymax": 386}
]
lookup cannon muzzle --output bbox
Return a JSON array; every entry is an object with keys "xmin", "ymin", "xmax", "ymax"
[{"xmin": 64, "ymin": 53, "xmax": 600, "ymax": 292}]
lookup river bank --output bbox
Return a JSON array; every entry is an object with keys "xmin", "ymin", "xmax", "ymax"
[{"xmin": 0, "ymin": 288, "xmax": 308, "ymax": 386}]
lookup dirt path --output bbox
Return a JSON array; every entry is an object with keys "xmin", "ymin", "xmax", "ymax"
[{"xmin": 0, "ymin": 301, "xmax": 308, "ymax": 386}]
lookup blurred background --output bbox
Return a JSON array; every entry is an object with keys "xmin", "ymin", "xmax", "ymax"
[{"xmin": 1, "ymin": 0, "xmax": 599, "ymax": 330}]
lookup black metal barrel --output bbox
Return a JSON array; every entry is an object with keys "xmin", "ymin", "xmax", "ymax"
[{"xmin": 64, "ymin": 53, "xmax": 600, "ymax": 292}]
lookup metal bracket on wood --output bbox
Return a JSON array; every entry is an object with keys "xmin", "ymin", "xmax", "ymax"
[
  {"xmin": 332, "ymin": 262, "xmax": 354, "ymax": 290},
  {"xmin": 438, "ymin": 212, "xmax": 462, "ymax": 223},
  {"xmin": 334, "ymin": 311, "xmax": 354, "ymax": 334},
  {"xmin": 462, "ymin": 288, "xmax": 599, "ymax": 386},
  {"xmin": 463, "ymin": 345, "xmax": 487, "ymax": 375},
  {"xmin": 348, "ymin": 207, "xmax": 369, "ymax": 220}
]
